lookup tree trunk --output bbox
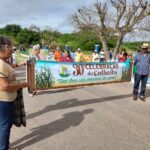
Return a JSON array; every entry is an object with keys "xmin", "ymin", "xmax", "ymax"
[
  {"xmin": 100, "ymin": 36, "xmax": 109, "ymax": 60},
  {"xmin": 114, "ymin": 34, "xmax": 124, "ymax": 58}
]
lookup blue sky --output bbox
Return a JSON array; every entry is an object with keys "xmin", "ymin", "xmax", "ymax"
[{"xmin": 0, "ymin": 0, "xmax": 149, "ymax": 41}]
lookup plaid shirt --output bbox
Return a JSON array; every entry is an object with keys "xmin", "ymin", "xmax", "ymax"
[{"xmin": 134, "ymin": 52, "xmax": 150, "ymax": 75}]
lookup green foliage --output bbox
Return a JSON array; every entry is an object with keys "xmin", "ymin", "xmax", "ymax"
[
  {"xmin": 66, "ymin": 41, "xmax": 79, "ymax": 50},
  {"xmin": 36, "ymin": 66, "xmax": 54, "ymax": 89},
  {"xmin": 121, "ymin": 42, "xmax": 149, "ymax": 51},
  {"xmin": 16, "ymin": 29, "xmax": 40, "ymax": 46},
  {"xmin": 3, "ymin": 24, "xmax": 21, "ymax": 36},
  {"xmin": 19, "ymin": 50, "xmax": 30, "ymax": 55},
  {"xmin": 0, "ymin": 24, "xmax": 149, "ymax": 52},
  {"xmin": 122, "ymin": 67, "xmax": 128, "ymax": 81},
  {"xmin": 41, "ymin": 29, "xmax": 60, "ymax": 46},
  {"xmin": 108, "ymin": 36, "xmax": 118, "ymax": 48}
]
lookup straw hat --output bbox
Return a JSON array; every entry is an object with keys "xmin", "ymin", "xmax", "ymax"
[{"xmin": 141, "ymin": 43, "xmax": 149, "ymax": 49}]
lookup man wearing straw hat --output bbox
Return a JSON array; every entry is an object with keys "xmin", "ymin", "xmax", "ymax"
[{"xmin": 133, "ymin": 43, "xmax": 150, "ymax": 101}]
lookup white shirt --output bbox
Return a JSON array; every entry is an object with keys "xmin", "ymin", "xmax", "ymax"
[
  {"xmin": 12, "ymin": 53, "xmax": 17, "ymax": 64},
  {"xmin": 92, "ymin": 53, "xmax": 99, "ymax": 62},
  {"xmin": 100, "ymin": 51, "xmax": 105, "ymax": 58}
]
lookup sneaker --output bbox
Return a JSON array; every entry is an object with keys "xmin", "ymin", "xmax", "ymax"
[
  {"xmin": 133, "ymin": 95, "xmax": 138, "ymax": 101},
  {"xmin": 140, "ymin": 96, "xmax": 145, "ymax": 102}
]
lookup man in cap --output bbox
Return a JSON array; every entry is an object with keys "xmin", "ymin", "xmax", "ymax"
[
  {"xmin": 133, "ymin": 43, "xmax": 150, "ymax": 101},
  {"xmin": 75, "ymin": 48, "xmax": 83, "ymax": 62}
]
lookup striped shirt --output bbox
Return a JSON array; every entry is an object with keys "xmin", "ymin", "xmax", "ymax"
[{"xmin": 134, "ymin": 52, "xmax": 150, "ymax": 75}]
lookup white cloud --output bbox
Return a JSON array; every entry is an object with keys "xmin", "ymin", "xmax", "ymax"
[
  {"xmin": 0, "ymin": 0, "xmax": 149, "ymax": 41},
  {"xmin": 0, "ymin": 0, "xmax": 94, "ymax": 32}
]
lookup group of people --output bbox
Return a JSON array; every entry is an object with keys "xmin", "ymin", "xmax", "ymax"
[
  {"xmin": 30, "ymin": 46, "xmax": 129, "ymax": 63},
  {"xmin": 27, "ymin": 46, "xmax": 84, "ymax": 63},
  {"xmin": 0, "ymin": 35, "xmax": 150, "ymax": 150},
  {"xmin": 92, "ymin": 49, "xmax": 105, "ymax": 62},
  {"xmin": 8, "ymin": 41, "xmax": 132, "ymax": 64},
  {"xmin": 48, "ymin": 47, "xmax": 84, "ymax": 63},
  {"xmin": 92, "ymin": 49, "xmax": 129, "ymax": 63}
]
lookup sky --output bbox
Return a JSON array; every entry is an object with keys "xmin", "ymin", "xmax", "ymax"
[
  {"xmin": 0, "ymin": 0, "xmax": 94, "ymax": 33},
  {"xmin": 0, "ymin": 0, "xmax": 149, "ymax": 41}
]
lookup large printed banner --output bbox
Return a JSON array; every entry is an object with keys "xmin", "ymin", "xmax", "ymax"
[{"xmin": 27, "ymin": 60, "xmax": 132, "ymax": 91}]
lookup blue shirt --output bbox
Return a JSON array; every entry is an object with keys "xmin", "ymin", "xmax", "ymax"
[
  {"xmin": 134, "ymin": 52, "xmax": 150, "ymax": 75},
  {"xmin": 70, "ymin": 52, "xmax": 76, "ymax": 62}
]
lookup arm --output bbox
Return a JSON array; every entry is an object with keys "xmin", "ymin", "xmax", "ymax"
[
  {"xmin": 0, "ymin": 77, "xmax": 28, "ymax": 92},
  {"xmin": 134, "ymin": 53, "xmax": 138, "ymax": 65},
  {"xmin": 10, "ymin": 62, "xmax": 27, "ymax": 68},
  {"xmin": 133, "ymin": 55, "xmax": 138, "ymax": 74}
]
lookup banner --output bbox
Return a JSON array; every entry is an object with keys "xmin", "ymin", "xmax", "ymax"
[{"xmin": 27, "ymin": 60, "xmax": 132, "ymax": 91}]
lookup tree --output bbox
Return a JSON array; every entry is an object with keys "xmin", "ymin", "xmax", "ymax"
[
  {"xmin": 71, "ymin": 0, "xmax": 150, "ymax": 59},
  {"xmin": 110, "ymin": 0, "xmax": 150, "ymax": 56},
  {"xmin": 71, "ymin": 3, "xmax": 112, "ymax": 59},
  {"xmin": 16, "ymin": 29, "xmax": 40, "ymax": 46},
  {"xmin": 42, "ymin": 28, "xmax": 61, "ymax": 48},
  {"xmin": 28, "ymin": 25, "xmax": 61, "ymax": 48},
  {"xmin": 3, "ymin": 24, "xmax": 22, "ymax": 36}
]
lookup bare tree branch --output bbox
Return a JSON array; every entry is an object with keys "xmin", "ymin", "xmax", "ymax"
[
  {"xmin": 70, "ymin": 0, "xmax": 150, "ymax": 60},
  {"xmin": 111, "ymin": 0, "xmax": 150, "ymax": 56}
]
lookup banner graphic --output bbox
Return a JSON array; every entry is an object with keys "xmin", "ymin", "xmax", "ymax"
[{"xmin": 33, "ymin": 61, "xmax": 132, "ymax": 90}]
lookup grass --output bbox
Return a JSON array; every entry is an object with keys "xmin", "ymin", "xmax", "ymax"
[
  {"xmin": 16, "ymin": 51, "xmax": 29, "ymax": 63},
  {"xmin": 36, "ymin": 66, "xmax": 54, "ymax": 89}
]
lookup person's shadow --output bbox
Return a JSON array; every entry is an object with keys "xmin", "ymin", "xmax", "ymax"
[
  {"xmin": 27, "ymin": 89, "xmax": 150, "ymax": 120},
  {"xmin": 12, "ymin": 109, "xmax": 94, "ymax": 149}
]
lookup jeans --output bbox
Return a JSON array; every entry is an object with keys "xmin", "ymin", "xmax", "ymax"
[
  {"xmin": 0, "ymin": 101, "xmax": 15, "ymax": 150},
  {"xmin": 133, "ymin": 74, "xmax": 148, "ymax": 96},
  {"xmin": 100, "ymin": 58, "xmax": 104, "ymax": 62}
]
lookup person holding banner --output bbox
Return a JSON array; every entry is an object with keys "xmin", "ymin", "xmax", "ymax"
[
  {"xmin": 29, "ymin": 44, "xmax": 41, "ymax": 61},
  {"xmin": 133, "ymin": 43, "xmax": 150, "ymax": 101},
  {"xmin": 0, "ymin": 36, "xmax": 29, "ymax": 150}
]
